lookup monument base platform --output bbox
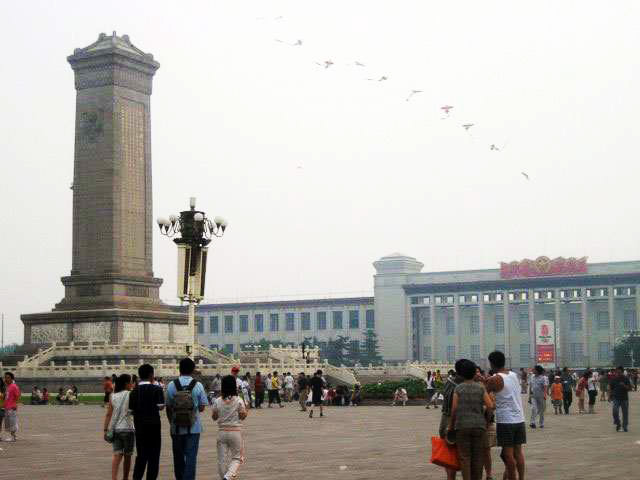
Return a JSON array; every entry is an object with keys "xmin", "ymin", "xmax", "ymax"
[{"xmin": 21, "ymin": 308, "xmax": 189, "ymax": 345}]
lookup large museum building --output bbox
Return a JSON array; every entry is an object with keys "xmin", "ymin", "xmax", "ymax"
[{"xmin": 195, "ymin": 253, "xmax": 639, "ymax": 368}]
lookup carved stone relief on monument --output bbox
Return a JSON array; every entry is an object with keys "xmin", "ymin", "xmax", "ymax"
[
  {"xmin": 149, "ymin": 323, "xmax": 170, "ymax": 343},
  {"xmin": 73, "ymin": 322, "xmax": 110, "ymax": 342},
  {"xmin": 31, "ymin": 324, "xmax": 68, "ymax": 344},
  {"xmin": 80, "ymin": 109, "xmax": 104, "ymax": 143},
  {"xmin": 122, "ymin": 321, "xmax": 145, "ymax": 341},
  {"xmin": 172, "ymin": 325, "xmax": 192, "ymax": 343}
]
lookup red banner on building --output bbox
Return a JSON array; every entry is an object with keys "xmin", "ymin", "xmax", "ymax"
[{"xmin": 500, "ymin": 256, "xmax": 587, "ymax": 279}]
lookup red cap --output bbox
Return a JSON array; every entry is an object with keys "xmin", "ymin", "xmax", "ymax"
[{"xmin": 231, "ymin": 366, "xmax": 240, "ymax": 373}]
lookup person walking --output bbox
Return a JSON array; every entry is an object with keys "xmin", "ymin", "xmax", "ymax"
[
  {"xmin": 448, "ymin": 359, "xmax": 494, "ymax": 480},
  {"xmin": 0, "ymin": 377, "xmax": 5, "ymax": 439},
  {"xmin": 576, "ymin": 372, "xmax": 588, "ymax": 414},
  {"xmin": 488, "ymin": 351, "xmax": 526, "ymax": 480},
  {"xmin": 284, "ymin": 372, "xmax": 294, "ymax": 402},
  {"xmin": 103, "ymin": 376, "xmax": 114, "ymax": 408},
  {"xmin": 103, "ymin": 374, "xmax": 135, "ymax": 480},
  {"xmin": 268, "ymin": 371, "xmax": 284, "ymax": 408},
  {"xmin": 550, "ymin": 376, "xmax": 563, "ymax": 415},
  {"xmin": 561, "ymin": 367, "xmax": 575, "ymax": 414},
  {"xmin": 425, "ymin": 371, "xmax": 436, "ymax": 409},
  {"xmin": 129, "ymin": 364, "xmax": 165, "ymax": 480},
  {"xmin": 212, "ymin": 375, "xmax": 248, "ymax": 480},
  {"xmin": 599, "ymin": 370, "xmax": 609, "ymax": 401},
  {"xmin": 308, "ymin": 370, "xmax": 325, "ymax": 418},
  {"xmin": 2, "ymin": 372, "xmax": 20, "ymax": 442},
  {"xmin": 519, "ymin": 368, "xmax": 528, "ymax": 395},
  {"xmin": 587, "ymin": 371, "xmax": 598, "ymax": 414},
  {"xmin": 438, "ymin": 360, "xmax": 463, "ymax": 480},
  {"xmin": 609, "ymin": 366, "xmax": 631, "ymax": 432},
  {"xmin": 211, "ymin": 374, "xmax": 222, "ymax": 402},
  {"xmin": 253, "ymin": 372, "xmax": 264, "ymax": 409},
  {"xmin": 297, "ymin": 372, "xmax": 309, "ymax": 412},
  {"xmin": 166, "ymin": 358, "xmax": 209, "ymax": 480},
  {"xmin": 244, "ymin": 372, "xmax": 253, "ymax": 408},
  {"xmin": 529, "ymin": 365, "xmax": 547, "ymax": 429}
]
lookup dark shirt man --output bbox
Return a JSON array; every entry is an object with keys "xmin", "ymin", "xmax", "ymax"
[
  {"xmin": 308, "ymin": 370, "xmax": 325, "ymax": 418},
  {"xmin": 609, "ymin": 367, "xmax": 631, "ymax": 432},
  {"xmin": 129, "ymin": 364, "xmax": 165, "ymax": 480},
  {"xmin": 297, "ymin": 373, "xmax": 309, "ymax": 411},
  {"xmin": 560, "ymin": 369, "xmax": 575, "ymax": 414}
]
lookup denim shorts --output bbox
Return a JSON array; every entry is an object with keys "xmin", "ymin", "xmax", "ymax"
[{"xmin": 113, "ymin": 431, "xmax": 135, "ymax": 455}]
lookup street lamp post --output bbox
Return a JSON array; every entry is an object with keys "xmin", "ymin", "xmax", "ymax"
[{"xmin": 157, "ymin": 197, "xmax": 227, "ymax": 357}]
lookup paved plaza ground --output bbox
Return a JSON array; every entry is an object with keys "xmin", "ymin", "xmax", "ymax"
[{"xmin": 2, "ymin": 393, "xmax": 639, "ymax": 479}]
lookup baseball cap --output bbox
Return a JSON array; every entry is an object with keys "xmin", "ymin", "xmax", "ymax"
[{"xmin": 231, "ymin": 366, "xmax": 240, "ymax": 373}]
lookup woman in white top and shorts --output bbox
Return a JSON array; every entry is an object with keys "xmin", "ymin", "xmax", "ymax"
[
  {"xmin": 103, "ymin": 374, "xmax": 135, "ymax": 480},
  {"xmin": 212, "ymin": 375, "xmax": 248, "ymax": 480}
]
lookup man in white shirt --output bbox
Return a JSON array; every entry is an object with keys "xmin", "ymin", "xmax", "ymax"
[
  {"xmin": 284, "ymin": 372, "xmax": 295, "ymax": 402},
  {"xmin": 488, "ymin": 351, "xmax": 526, "ymax": 480}
]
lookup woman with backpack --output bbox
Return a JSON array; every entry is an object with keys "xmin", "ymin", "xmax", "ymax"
[
  {"xmin": 103, "ymin": 374, "xmax": 135, "ymax": 480},
  {"xmin": 212, "ymin": 375, "xmax": 248, "ymax": 480}
]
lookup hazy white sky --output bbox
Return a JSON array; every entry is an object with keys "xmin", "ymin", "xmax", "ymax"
[{"xmin": 2, "ymin": 1, "xmax": 640, "ymax": 344}]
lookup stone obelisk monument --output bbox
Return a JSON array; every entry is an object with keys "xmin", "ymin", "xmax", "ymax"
[{"xmin": 22, "ymin": 33, "xmax": 187, "ymax": 345}]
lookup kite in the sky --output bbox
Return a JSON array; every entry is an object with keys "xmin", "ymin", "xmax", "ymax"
[
  {"xmin": 462, "ymin": 123, "xmax": 474, "ymax": 131},
  {"xmin": 490, "ymin": 144, "xmax": 500, "ymax": 151},
  {"xmin": 441, "ymin": 105, "xmax": 453, "ymax": 115},
  {"xmin": 315, "ymin": 60, "xmax": 334, "ymax": 69},
  {"xmin": 354, "ymin": 61, "xmax": 366, "ymax": 67},
  {"xmin": 406, "ymin": 90, "xmax": 423, "ymax": 102},
  {"xmin": 521, "ymin": 172, "xmax": 530, "ymax": 180},
  {"xmin": 368, "ymin": 76, "xmax": 388, "ymax": 82}
]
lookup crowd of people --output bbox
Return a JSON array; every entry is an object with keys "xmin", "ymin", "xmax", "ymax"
[
  {"xmin": 433, "ymin": 353, "xmax": 635, "ymax": 480},
  {"xmin": 0, "ymin": 354, "xmax": 636, "ymax": 480}
]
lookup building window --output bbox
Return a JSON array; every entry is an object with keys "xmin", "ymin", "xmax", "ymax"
[
  {"xmin": 196, "ymin": 316, "xmax": 204, "ymax": 334},
  {"xmin": 301, "ymin": 312, "xmax": 311, "ymax": 331},
  {"xmin": 495, "ymin": 344, "xmax": 505, "ymax": 353},
  {"xmin": 598, "ymin": 342, "xmax": 611, "ymax": 361},
  {"xmin": 569, "ymin": 312, "xmax": 583, "ymax": 331},
  {"xmin": 255, "ymin": 314, "xmax": 264, "ymax": 333},
  {"xmin": 495, "ymin": 315, "xmax": 504, "ymax": 335},
  {"xmin": 520, "ymin": 344, "xmax": 531, "ymax": 365},
  {"xmin": 570, "ymin": 343, "xmax": 584, "ymax": 362},
  {"xmin": 623, "ymin": 310, "xmax": 637, "ymax": 331},
  {"xmin": 209, "ymin": 316, "xmax": 219, "ymax": 334},
  {"xmin": 332, "ymin": 311, "xmax": 343, "ymax": 330},
  {"xmin": 519, "ymin": 313, "xmax": 529, "ymax": 333},
  {"xmin": 411, "ymin": 296, "xmax": 430, "ymax": 305},
  {"xmin": 285, "ymin": 313, "xmax": 295, "ymax": 331},
  {"xmin": 446, "ymin": 296, "xmax": 454, "ymax": 304},
  {"xmin": 423, "ymin": 316, "xmax": 432, "ymax": 336},
  {"xmin": 483, "ymin": 294, "xmax": 490, "ymax": 302},
  {"xmin": 317, "ymin": 312, "xmax": 327, "ymax": 330},
  {"xmin": 435, "ymin": 296, "xmax": 443, "ymax": 305},
  {"xmin": 496, "ymin": 293, "xmax": 503, "ymax": 302},
  {"xmin": 446, "ymin": 345, "xmax": 456, "ymax": 363},
  {"xmin": 508, "ymin": 292, "xmax": 515, "ymax": 302},
  {"xmin": 470, "ymin": 315, "xmax": 480, "ymax": 335},
  {"xmin": 470, "ymin": 344, "xmax": 480, "ymax": 361},
  {"xmin": 446, "ymin": 315, "xmax": 455, "ymax": 335},
  {"xmin": 366, "ymin": 309, "xmax": 375, "ymax": 329},
  {"xmin": 269, "ymin": 314, "xmax": 279, "ymax": 332},
  {"xmin": 459, "ymin": 295, "xmax": 466, "ymax": 304},
  {"xmin": 423, "ymin": 345, "xmax": 432, "ymax": 361},
  {"xmin": 239, "ymin": 315, "xmax": 249, "ymax": 333},
  {"xmin": 349, "ymin": 310, "xmax": 360, "ymax": 329},
  {"xmin": 223, "ymin": 344, "xmax": 234, "ymax": 354},
  {"xmin": 224, "ymin": 315, "xmax": 233, "ymax": 334},
  {"xmin": 597, "ymin": 311, "xmax": 610, "ymax": 330}
]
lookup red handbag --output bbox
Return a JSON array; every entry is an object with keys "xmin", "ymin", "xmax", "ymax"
[{"xmin": 430, "ymin": 436, "xmax": 460, "ymax": 471}]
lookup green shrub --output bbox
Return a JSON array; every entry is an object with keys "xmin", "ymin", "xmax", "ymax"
[{"xmin": 360, "ymin": 378, "xmax": 426, "ymax": 399}]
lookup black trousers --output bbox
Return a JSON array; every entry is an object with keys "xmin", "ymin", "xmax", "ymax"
[
  {"xmin": 133, "ymin": 423, "xmax": 161, "ymax": 480},
  {"xmin": 563, "ymin": 390, "xmax": 573, "ymax": 414},
  {"xmin": 268, "ymin": 390, "xmax": 281, "ymax": 405},
  {"xmin": 255, "ymin": 390, "xmax": 264, "ymax": 408}
]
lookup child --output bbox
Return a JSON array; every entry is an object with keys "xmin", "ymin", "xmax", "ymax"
[
  {"xmin": 551, "ymin": 376, "xmax": 563, "ymax": 415},
  {"xmin": 212, "ymin": 375, "xmax": 248, "ymax": 480},
  {"xmin": 392, "ymin": 387, "xmax": 408, "ymax": 406}
]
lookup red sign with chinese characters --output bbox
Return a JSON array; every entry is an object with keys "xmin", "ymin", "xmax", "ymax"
[
  {"xmin": 500, "ymin": 256, "xmax": 588, "ymax": 279},
  {"xmin": 536, "ymin": 345, "xmax": 555, "ymax": 363}
]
